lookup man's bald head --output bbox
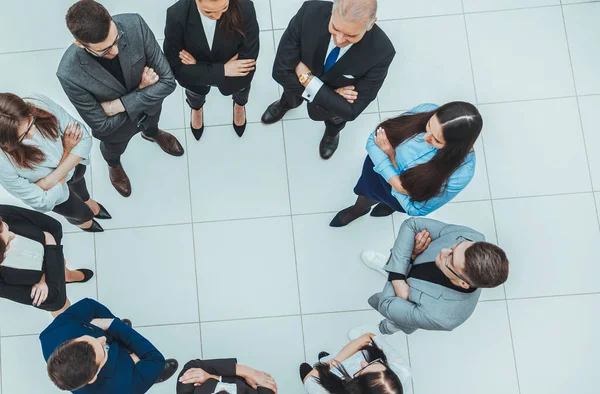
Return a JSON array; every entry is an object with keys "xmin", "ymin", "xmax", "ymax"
[{"xmin": 333, "ymin": 0, "xmax": 378, "ymax": 26}]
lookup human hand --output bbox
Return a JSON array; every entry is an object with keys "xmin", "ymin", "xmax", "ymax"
[
  {"xmin": 179, "ymin": 50, "xmax": 197, "ymax": 65},
  {"xmin": 130, "ymin": 353, "xmax": 140, "ymax": 364},
  {"xmin": 241, "ymin": 366, "xmax": 277, "ymax": 393},
  {"xmin": 139, "ymin": 66, "xmax": 159, "ymax": 89},
  {"xmin": 61, "ymin": 123, "xmax": 82, "ymax": 151},
  {"xmin": 225, "ymin": 54, "xmax": 256, "ymax": 77},
  {"xmin": 89, "ymin": 318, "xmax": 115, "ymax": 331},
  {"xmin": 392, "ymin": 279, "xmax": 410, "ymax": 300},
  {"xmin": 178, "ymin": 368, "xmax": 210, "ymax": 386},
  {"xmin": 375, "ymin": 127, "xmax": 396, "ymax": 165},
  {"xmin": 31, "ymin": 281, "xmax": 49, "ymax": 307},
  {"xmin": 411, "ymin": 230, "xmax": 431, "ymax": 259},
  {"xmin": 335, "ymin": 85, "xmax": 358, "ymax": 103}
]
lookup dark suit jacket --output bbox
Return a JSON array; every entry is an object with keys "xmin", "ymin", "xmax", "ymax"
[
  {"xmin": 40, "ymin": 298, "xmax": 165, "ymax": 394},
  {"xmin": 177, "ymin": 359, "xmax": 275, "ymax": 394},
  {"xmin": 273, "ymin": 0, "xmax": 395, "ymax": 122},
  {"xmin": 57, "ymin": 14, "xmax": 177, "ymax": 142},
  {"xmin": 164, "ymin": 0, "xmax": 260, "ymax": 94},
  {"xmin": 0, "ymin": 205, "xmax": 62, "ymax": 285}
]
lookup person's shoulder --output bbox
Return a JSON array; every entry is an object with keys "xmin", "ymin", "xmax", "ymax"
[
  {"xmin": 303, "ymin": 0, "xmax": 334, "ymax": 14},
  {"xmin": 167, "ymin": 0, "xmax": 191, "ymax": 16},
  {"xmin": 25, "ymin": 93, "xmax": 56, "ymax": 108},
  {"xmin": 113, "ymin": 13, "xmax": 147, "ymax": 29},
  {"xmin": 368, "ymin": 23, "xmax": 396, "ymax": 54},
  {"xmin": 57, "ymin": 45, "xmax": 80, "ymax": 75}
]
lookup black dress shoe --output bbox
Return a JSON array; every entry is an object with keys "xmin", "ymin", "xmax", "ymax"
[
  {"xmin": 329, "ymin": 206, "xmax": 371, "ymax": 227},
  {"xmin": 370, "ymin": 203, "xmax": 395, "ymax": 217},
  {"xmin": 319, "ymin": 133, "xmax": 340, "ymax": 160},
  {"xmin": 299, "ymin": 362, "xmax": 313, "ymax": 382},
  {"xmin": 81, "ymin": 219, "xmax": 104, "ymax": 233},
  {"xmin": 190, "ymin": 108, "xmax": 204, "ymax": 141},
  {"xmin": 67, "ymin": 269, "xmax": 94, "ymax": 284},
  {"xmin": 261, "ymin": 99, "xmax": 290, "ymax": 124},
  {"xmin": 94, "ymin": 203, "xmax": 112, "ymax": 220},
  {"xmin": 233, "ymin": 102, "xmax": 247, "ymax": 137},
  {"xmin": 121, "ymin": 318, "xmax": 132, "ymax": 328},
  {"xmin": 155, "ymin": 359, "xmax": 179, "ymax": 383},
  {"xmin": 318, "ymin": 351, "xmax": 330, "ymax": 360}
]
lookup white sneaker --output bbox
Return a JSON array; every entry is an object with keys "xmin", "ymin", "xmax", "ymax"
[
  {"xmin": 348, "ymin": 324, "xmax": 384, "ymax": 341},
  {"xmin": 361, "ymin": 251, "xmax": 389, "ymax": 277}
]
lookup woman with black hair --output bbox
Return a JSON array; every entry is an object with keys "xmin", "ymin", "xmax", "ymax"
[
  {"xmin": 300, "ymin": 333, "xmax": 410, "ymax": 394},
  {"xmin": 164, "ymin": 0, "xmax": 260, "ymax": 140},
  {"xmin": 330, "ymin": 102, "xmax": 482, "ymax": 227}
]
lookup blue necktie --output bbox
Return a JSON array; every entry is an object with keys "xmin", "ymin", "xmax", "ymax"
[{"xmin": 324, "ymin": 46, "xmax": 341, "ymax": 73}]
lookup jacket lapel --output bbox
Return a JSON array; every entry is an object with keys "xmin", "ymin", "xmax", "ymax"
[
  {"xmin": 76, "ymin": 49, "xmax": 127, "ymax": 96},
  {"xmin": 188, "ymin": 0, "xmax": 212, "ymax": 60},
  {"xmin": 115, "ymin": 26, "xmax": 134, "ymax": 91},
  {"xmin": 313, "ymin": 19, "xmax": 331, "ymax": 77}
]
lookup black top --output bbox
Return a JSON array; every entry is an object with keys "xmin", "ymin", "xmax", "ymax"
[
  {"xmin": 388, "ymin": 262, "xmax": 477, "ymax": 294},
  {"xmin": 93, "ymin": 55, "xmax": 127, "ymax": 88}
]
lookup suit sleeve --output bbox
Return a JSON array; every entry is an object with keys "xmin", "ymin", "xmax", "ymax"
[
  {"xmin": 57, "ymin": 73, "xmax": 131, "ymax": 140},
  {"xmin": 271, "ymin": 3, "xmax": 306, "ymax": 97},
  {"xmin": 163, "ymin": 9, "xmax": 226, "ymax": 88},
  {"xmin": 61, "ymin": 298, "xmax": 115, "ymax": 322},
  {"xmin": 120, "ymin": 14, "xmax": 177, "ymax": 120},
  {"xmin": 0, "ymin": 266, "xmax": 42, "ymax": 285},
  {"xmin": 310, "ymin": 51, "xmax": 395, "ymax": 121},
  {"xmin": 106, "ymin": 319, "xmax": 165, "ymax": 394},
  {"xmin": 0, "ymin": 205, "xmax": 63, "ymax": 244},
  {"xmin": 176, "ymin": 359, "xmax": 237, "ymax": 394},
  {"xmin": 238, "ymin": 1, "xmax": 260, "ymax": 61}
]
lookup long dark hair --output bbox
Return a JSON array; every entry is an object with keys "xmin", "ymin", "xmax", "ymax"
[
  {"xmin": 200, "ymin": 0, "xmax": 246, "ymax": 39},
  {"xmin": 381, "ymin": 101, "xmax": 482, "ymax": 203},
  {"xmin": 314, "ymin": 341, "xmax": 403, "ymax": 394},
  {"xmin": 0, "ymin": 93, "xmax": 59, "ymax": 170}
]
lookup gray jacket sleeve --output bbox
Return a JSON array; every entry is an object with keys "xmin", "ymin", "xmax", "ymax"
[
  {"xmin": 119, "ymin": 14, "xmax": 176, "ymax": 121},
  {"xmin": 384, "ymin": 217, "xmax": 480, "ymax": 276}
]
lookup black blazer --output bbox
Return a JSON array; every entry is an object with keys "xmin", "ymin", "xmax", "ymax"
[
  {"xmin": 273, "ymin": 0, "xmax": 396, "ymax": 122},
  {"xmin": 0, "ymin": 205, "xmax": 63, "ymax": 285},
  {"xmin": 164, "ymin": 0, "xmax": 260, "ymax": 90},
  {"xmin": 177, "ymin": 358, "xmax": 275, "ymax": 394}
]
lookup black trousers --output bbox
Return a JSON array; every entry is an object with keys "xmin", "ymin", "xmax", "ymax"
[
  {"xmin": 185, "ymin": 84, "xmax": 251, "ymax": 110},
  {"xmin": 100, "ymin": 110, "xmax": 161, "ymax": 167},
  {"xmin": 52, "ymin": 164, "xmax": 94, "ymax": 226},
  {"xmin": 280, "ymin": 90, "xmax": 347, "ymax": 136},
  {"xmin": 0, "ymin": 245, "xmax": 67, "ymax": 312}
]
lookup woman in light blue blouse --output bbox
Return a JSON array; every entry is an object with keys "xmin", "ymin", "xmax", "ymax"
[
  {"xmin": 0, "ymin": 93, "xmax": 110, "ymax": 232},
  {"xmin": 330, "ymin": 102, "xmax": 482, "ymax": 227}
]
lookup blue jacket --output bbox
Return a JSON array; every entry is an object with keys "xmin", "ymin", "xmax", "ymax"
[{"xmin": 39, "ymin": 298, "xmax": 165, "ymax": 394}]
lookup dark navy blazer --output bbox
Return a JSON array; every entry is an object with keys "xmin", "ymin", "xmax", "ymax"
[{"xmin": 39, "ymin": 298, "xmax": 165, "ymax": 394}]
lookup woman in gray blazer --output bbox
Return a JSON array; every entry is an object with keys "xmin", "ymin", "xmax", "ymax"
[{"xmin": 0, "ymin": 93, "xmax": 110, "ymax": 232}]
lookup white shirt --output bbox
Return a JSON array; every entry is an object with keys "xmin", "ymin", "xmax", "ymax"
[
  {"xmin": 2, "ymin": 235, "xmax": 44, "ymax": 271},
  {"xmin": 302, "ymin": 36, "xmax": 354, "ymax": 102},
  {"xmin": 198, "ymin": 8, "xmax": 218, "ymax": 50},
  {"xmin": 213, "ymin": 381, "xmax": 236, "ymax": 394}
]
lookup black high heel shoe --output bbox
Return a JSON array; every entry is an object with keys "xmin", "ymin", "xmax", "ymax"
[
  {"xmin": 94, "ymin": 203, "xmax": 112, "ymax": 219},
  {"xmin": 233, "ymin": 102, "xmax": 247, "ymax": 137},
  {"xmin": 81, "ymin": 219, "xmax": 104, "ymax": 233},
  {"xmin": 189, "ymin": 107, "xmax": 204, "ymax": 141},
  {"xmin": 67, "ymin": 269, "xmax": 94, "ymax": 284}
]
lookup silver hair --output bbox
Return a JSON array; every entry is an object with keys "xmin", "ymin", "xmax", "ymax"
[{"xmin": 332, "ymin": 0, "xmax": 378, "ymax": 25}]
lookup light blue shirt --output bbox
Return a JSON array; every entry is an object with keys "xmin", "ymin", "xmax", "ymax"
[{"xmin": 366, "ymin": 103, "xmax": 476, "ymax": 216}]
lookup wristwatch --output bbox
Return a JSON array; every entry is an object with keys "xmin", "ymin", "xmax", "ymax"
[{"xmin": 298, "ymin": 72, "xmax": 313, "ymax": 85}]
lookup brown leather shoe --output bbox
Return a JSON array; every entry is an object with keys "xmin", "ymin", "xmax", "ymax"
[
  {"xmin": 109, "ymin": 164, "xmax": 132, "ymax": 197},
  {"xmin": 141, "ymin": 129, "xmax": 184, "ymax": 157}
]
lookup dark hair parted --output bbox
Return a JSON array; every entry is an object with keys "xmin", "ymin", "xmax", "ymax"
[
  {"xmin": 464, "ymin": 242, "xmax": 510, "ymax": 288},
  {"xmin": 0, "ymin": 93, "xmax": 60, "ymax": 169},
  {"xmin": 315, "ymin": 341, "xmax": 403, "ymax": 394},
  {"xmin": 381, "ymin": 102, "xmax": 482, "ymax": 203},
  {"xmin": 0, "ymin": 217, "xmax": 6, "ymax": 264},
  {"xmin": 47, "ymin": 339, "xmax": 98, "ymax": 391},
  {"xmin": 66, "ymin": 0, "xmax": 112, "ymax": 44},
  {"xmin": 200, "ymin": 0, "xmax": 246, "ymax": 39}
]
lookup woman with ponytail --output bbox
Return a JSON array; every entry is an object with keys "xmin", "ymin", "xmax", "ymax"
[
  {"xmin": 164, "ymin": 0, "xmax": 260, "ymax": 140},
  {"xmin": 330, "ymin": 102, "xmax": 482, "ymax": 227},
  {"xmin": 0, "ymin": 93, "xmax": 110, "ymax": 232}
]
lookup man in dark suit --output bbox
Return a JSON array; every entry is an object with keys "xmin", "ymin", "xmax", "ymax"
[
  {"xmin": 261, "ymin": 0, "xmax": 395, "ymax": 159},
  {"xmin": 57, "ymin": 0, "xmax": 184, "ymax": 197},
  {"xmin": 177, "ymin": 358, "xmax": 277, "ymax": 394},
  {"xmin": 40, "ymin": 298, "xmax": 178, "ymax": 394}
]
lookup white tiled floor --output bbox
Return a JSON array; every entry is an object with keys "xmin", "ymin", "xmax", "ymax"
[{"xmin": 0, "ymin": 1, "xmax": 598, "ymax": 394}]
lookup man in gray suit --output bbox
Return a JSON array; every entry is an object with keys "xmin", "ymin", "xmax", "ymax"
[
  {"xmin": 57, "ymin": 0, "xmax": 184, "ymax": 197},
  {"xmin": 350, "ymin": 218, "xmax": 509, "ymax": 337}
]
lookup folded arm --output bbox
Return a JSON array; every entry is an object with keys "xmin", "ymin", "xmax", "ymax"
[
  {"xmin": 0, "ymin": 165, "xmax": 66, "ymax": 213},
  {"xmin": 272, "ymin": 4, "xmax": 306, "ymax": 97},
  {"xmin": 375, "ymin": 283, "xmax": 443, "ymax": 331}
]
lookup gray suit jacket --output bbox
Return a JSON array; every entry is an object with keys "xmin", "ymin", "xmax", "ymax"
[
  {"xmin": 369, "ymin": 218, "xmax": 485, "ymax": 334},
  {"xmin": 56, "ymin": 13, "xmax": 176, "ymax": 142}
]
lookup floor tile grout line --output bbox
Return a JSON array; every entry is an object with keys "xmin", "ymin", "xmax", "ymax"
[
  {"xmin": 461, "ymin": 0, "xmax": 521, "ymax": 391},
  {"xmin": 559, "ymin": 3, "xmax": 600, "ymax": 231}
]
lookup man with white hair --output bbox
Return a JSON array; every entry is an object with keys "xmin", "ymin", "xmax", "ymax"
[{"xmin": 261, "ymin": 0, "xmax": 395, "ymax": 160}]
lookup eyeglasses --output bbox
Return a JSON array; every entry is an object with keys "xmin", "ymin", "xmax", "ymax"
[
  {"xmin": 18, "ymin": 115, "xmax": 36, "ymax": 143},
  {"xmin": 84, "ymin": 30, "xmax": 121, "ymax": 58},
  {"xmin": 352, "ymin": 358, "xmax": 384, "ymax": 378},
  {"xmin": 444, "ymin": 236, "xmax": 472, "ymax": 286}
]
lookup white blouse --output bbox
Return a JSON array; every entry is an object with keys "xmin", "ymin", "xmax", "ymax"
[{"xmin": 1, "ymin": 235, "xmax": 44, "ymax": 271}]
